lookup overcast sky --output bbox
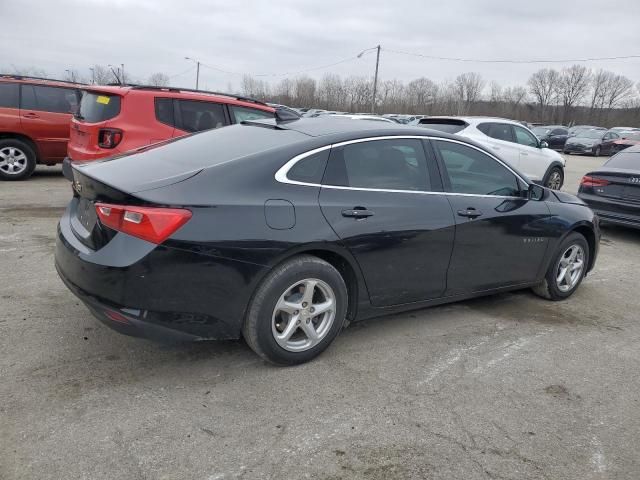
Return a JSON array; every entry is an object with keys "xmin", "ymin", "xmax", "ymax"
[{"xmin": 2, "ymin": 0, "xmax": 640, "ymax": 90}]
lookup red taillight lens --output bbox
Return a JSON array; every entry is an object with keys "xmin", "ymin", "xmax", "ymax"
[
  {"xmin": 95, "ymin": 203, "xmax": 192, "ymax": 244},
  {"xmin": 98, "ymin": 128, "xmax": 123, "ymax": 149},
  {"xmin": 580, "ymin": 175, "xmax": 610, "ymax": 187}
]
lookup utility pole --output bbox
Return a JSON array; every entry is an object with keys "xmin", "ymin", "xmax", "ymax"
[
  {"xmin": 185, "ymin": 57, "xmax": 200, "ymax": 90},
  {"xmin": 89, "ymin": 68, "xmax": 95, "ymax": 84},
  {"xmin": 121, "ymin": 64, "xmax": 125, "ymax": 85},
  {"xmin": 371, "ymin": 45, "xmax": 381, "ymax": 113}
]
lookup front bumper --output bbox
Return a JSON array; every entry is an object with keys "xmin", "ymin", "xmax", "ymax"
[{"xmin": 564, "ymin": 143, "xmax": 596, "ymax": 154}]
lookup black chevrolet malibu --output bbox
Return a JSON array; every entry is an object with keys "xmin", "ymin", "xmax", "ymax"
[{"xmin": 55, "ymin": 117, "xmax": 599, "ymax": 364}]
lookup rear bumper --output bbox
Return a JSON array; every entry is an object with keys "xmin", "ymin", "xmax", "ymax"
[
  {"xmin": 578, "ymin": 192, "xmax": 640, "ymax": 229},
  {"xmin": 54, "ymin": 205, "xmax": 265, "ymax": 342}
]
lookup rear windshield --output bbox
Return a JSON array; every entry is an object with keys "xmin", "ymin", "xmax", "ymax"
[
  {"xmin": 605, "ymin": 152, "xmax": 640, "ymax": 169},
  {"xmin": 417, "ymin": 119, "xmax": 468, "ymax": 134},
  {"xmin": 78, "ymin": 92, "xmax": 121, "ymax": 123}
]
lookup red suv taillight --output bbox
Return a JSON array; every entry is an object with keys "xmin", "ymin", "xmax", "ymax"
[
  {"xmin": 98, "ymin": 128, "xmax": 123, "ymax": 149},
  {"xmin": 580, "ymin": 175, "xmax": 610, "ymax": 187},
  {"xmin": 95, "ymin": 203, "xmax": 192, "ymax": 244}
]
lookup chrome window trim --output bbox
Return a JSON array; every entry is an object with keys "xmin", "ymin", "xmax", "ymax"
[{"xmin": 274, "ymin": 135, "xmax": 529, "ymax": 199}]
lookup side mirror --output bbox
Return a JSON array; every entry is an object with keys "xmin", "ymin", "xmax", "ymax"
[
  {"xmin": 539, "ymin": 140, "xmax": 549, "ymax": 149},
  {"xmin": 528, "ymin": 183, "xmax": 545, "ymax": 201}
]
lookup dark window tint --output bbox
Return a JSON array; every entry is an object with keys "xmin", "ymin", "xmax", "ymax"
[
  {"xmin": 513, "ymin": 125, "xmax": 539, "ymax": 147},
  {"xmin": 605, "ymin": 152, "xmax": 640, "ymax": 169},
  {"xmin": 230, "ymin": 105, "xmax": 273, "ymax": 123},
  {"xmin": 178, "ymin": 100, "xmax": 226, "ymax": 132},
  {"xmin": 78, "ymin": 92, "xmax": 121, "ymax": 122},
  {"xmin": 436, "ymin": 140, "xmax": 520, "ymax": 196},
  {"xmin": 287, "ymin": 150, "xmax": 329, "ymax": 183},
  {"xmin": 21, "ymin": 85, "xmax": 79, "ymax": 114},
  {"xmin": 0, "ymin": 83, "xmax": 19, "ymax": 108},
  {"xmin": 324, "ymin": 139, "xmax": 430, "ymax": 191},
  {"xmin": 155, "ymin": 98, "xmax": 175, "ymax": 127},
  {"xmin": 417, "ymin": 118, "xmax": 468, "ymax": 134},
  {"xmin": 478, "ymin": 122, "xmax": 514, "ymax": 142}
]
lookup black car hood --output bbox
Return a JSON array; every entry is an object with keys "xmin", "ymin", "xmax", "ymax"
[{"xmin": 551, "ymin": 190, "xmax": 587, "ymax": 206}]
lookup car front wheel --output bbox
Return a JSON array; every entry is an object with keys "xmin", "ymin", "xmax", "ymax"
[
  {"xmin": 0, "ymin": 139, "xmax": 36, "ymax": 181},
  {"xmin": 544, "ymin": 167, "xmax": 564, "ymax": 190},
  {"xmin": 243, "ymin": 255, "xmax": 348, "ymax": 365},
  {"xmin": 532, "ymin": 232, "xmax": 589, "ymax": 301},
  {"xmin": 594, "ymin": 146, "xmax": 601, "ymax": 157}
]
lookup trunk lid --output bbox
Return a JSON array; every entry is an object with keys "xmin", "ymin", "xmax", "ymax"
[{"xmin": 583, "ymin": 169, "xmax": 640, "ymax": 204}]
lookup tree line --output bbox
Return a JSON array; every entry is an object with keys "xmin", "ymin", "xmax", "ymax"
[{"xmin": 240, "ymin": 65, "xmax": 640, "ymax": 127}]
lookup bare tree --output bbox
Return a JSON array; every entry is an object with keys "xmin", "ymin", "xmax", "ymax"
[
  {"xmin": 148, "ymin": 72, "xmax": 170, "ymax": 87},
  {"xmin": 293, "ymin": 76, "xmax": 317, "ymax": 108},
  {"xmin": 528, "ymin": 68, "xmax": 560, "ymax": 122},
  {"xmin": 8, "ymin": 65, "xmax": 47, "ymax": 78},
  {"xmin": 90, "ymin": 65, "xmax": 115, "ymax": 85},
  {"xmin": 557, "ymin": 65, "xmax": 591, "ymax": 124},
  {"xmin": 454, "ymin": 72, "xmax": 485, "ymax": 114},
  {"xmin": 603, "ymin": 73, "xmax": 634, "ymax": 110},
  {"xmin": 405, "ymin": 77, "xmax": 438, "ymax": 114}
]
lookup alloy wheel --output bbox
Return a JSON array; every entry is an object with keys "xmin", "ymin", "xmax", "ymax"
[
  {"xmin": 271, "ymin": 278, "xmax": 336, "ymax": 352},
  {"xmin": 556, "ymin": 244, "xmax": 585, "ymax": 292},
  {"xmin": 0, "ymin": 147, "xmax": 28, "ymax": 175},
  {"xmin": 547, "ymin": 170, "xmax": 562, "ymax": 190}
]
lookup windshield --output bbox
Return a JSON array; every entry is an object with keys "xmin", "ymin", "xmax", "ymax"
[
  {"xmin": 533, "ymin": 127, "xmax": 551, "ymax": 135},
  {"xmin": 579, "ymin": 130, "xmax": 605, "ymax": 139},
  {"xmin": 605, "ymin": 151, "xmax": 640, "ymax": 169},
  {"xmin": 620, "ymin": 132, "xmax": 640, "ymax": 140}
]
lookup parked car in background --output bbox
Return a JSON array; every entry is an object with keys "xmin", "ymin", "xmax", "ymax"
[
  {"xmin": 578, "ymin": 145, "xmax": 640, "ymax": 229},
  {"xmin": 564, "ymin": 129, "xmax": 620, "ymax": 156},
  {"xmin": 55, "ymin": 116, "xmax": 599, "ymax": 364},
  {"xmin": 329, "ymin": 114, "xmax": 396, "ymax": 123},
  {"xmin": 416, "ymin": 116, "xmax": 566, "ymax": 189},
  {"xmin": 609, "ymin": 127, "xmax": 640, "ymax": 134},
  {"xmin": 568, "ymin": 125, "xmax": 605, "ymax": 137},
  {"xmin": 0, "ymin": 74, "xmax": 83, "ymax": 180},
  {"xmin": 610, "ymin": 131, "xmax": 640, "ymax": 153},
  {"xmin": 532, "ymin": 125, "xmax": 569, "ymax": 151},
  {"xmin": 66, "ymin": 85, "xmax": 274, "ymax": 164}
]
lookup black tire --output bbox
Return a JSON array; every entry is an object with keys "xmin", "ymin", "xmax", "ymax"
[
  {"xmin": 243, "ymin": 255, "xmax": 348, "ymax": 365},
  {"xmin": 594, "ymin": 146, "xmax": 601, "ymax": 157},
  {"xmin": 563, "ymin": 150, "xmax": 570, "ymax": 155},
  {"xmin": 532, "ymin": 232, "xmax": 589, "ymax": 301},
  {"xmin": 0, "ymin": 138, "xmax": 37, "ymax": 181},
  {"xmin": 544, "ymin": 166, "xmax": 564, "ymax": 190}
]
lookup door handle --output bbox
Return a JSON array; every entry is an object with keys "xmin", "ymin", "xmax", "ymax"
[
  {"xmin": 521, "ymin": 152, "xmax": 529, "ymax": 156},
  {"xmin": 457, "ymin": 208, "xmax": 483, "ymax": 219},
  {"xmin": 342, "ymin": 207, "xmax": 373, "ymax": 218},
  {"xmin": 491, "ymin": 146, "xmax": 501, "ymax": 150},
  {"xmin": 22, "ymin": 112, "xmax": 40, "ymax": 119}
]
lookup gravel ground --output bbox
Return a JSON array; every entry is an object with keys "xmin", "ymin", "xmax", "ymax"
[{"xmin": 2, "ymin": 155, "xmax": 640, "ymax": 480}]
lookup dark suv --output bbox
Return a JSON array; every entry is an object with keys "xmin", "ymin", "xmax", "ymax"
[{"xmin": 0, "ymin": 75, "xmax": 83, "ymax": 180}]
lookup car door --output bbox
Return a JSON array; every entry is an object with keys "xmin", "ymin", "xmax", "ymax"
[
  {"xmin": 476, "ymin": 122, "xmax": 522, "ymax": 170},
  {"xmin": 0, "ymin": 82, "xmax": 20, "ymax": 132},
  {"xmin": 512, "ymin": 124, "xmax": 548, "ymax": 181},
  {"xmin": 601, "ymin": 132, "xmax": 619, "ymax": 155},
  {"xmin": 19, "ymin": 84, "xmax": 80, "ymax": 161},
  {"xmin": 431, "ymin": 139, "xmax": 552, "ymax": 295},
  {"xmin": 549, "ymin": 128, "xmax": 568, "ymax": 150},
  {"xmin": 318, "ymin": 137, "xmax": 456, "ymax": 306}
]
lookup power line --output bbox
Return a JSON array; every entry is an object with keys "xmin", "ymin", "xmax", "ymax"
[
  {"xmin": 168, "ymin": 65, "xmax": 196, "ymax": 78},
  {"xmin": 384, "ymin": 48, "xmax": 640, "ymax": 64}
]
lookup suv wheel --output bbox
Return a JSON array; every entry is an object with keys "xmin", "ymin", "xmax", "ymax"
[
  {"xmin": 0, "ymin": 139, "xmax": 36, "ymax": 181},
  {"xmin": 532, "ymin": 232, "xmax": 589, "ymax": 301},
  {"xmin": 544, "ymin": 167, "xmax": 564, "ymax": 190},
  {"xmin": 243, "ymin": 255, "xmax": 348, "ymax": 365}
]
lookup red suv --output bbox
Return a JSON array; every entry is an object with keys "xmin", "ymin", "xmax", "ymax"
[
  {"xmin": 0, "ymin": 75, "xmax": 82, "ymax": 180},
  {"xmin": 67, "ymin": 86, "xmax": 275, "ymax": 164}
]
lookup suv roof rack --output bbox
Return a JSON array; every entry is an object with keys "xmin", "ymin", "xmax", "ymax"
[
  {"xmin": 128, "ymin": 85, "xmax": 268, "ymax": 106},
  {"xmin": 0, "ymin": 73, "xmax": 86, "ymax": 85}
]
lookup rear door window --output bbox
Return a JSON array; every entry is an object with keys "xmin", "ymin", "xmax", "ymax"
[
  {"xmin": 155, "ymin": 98, "xmax": 175, "ymax": 127},
  {"xmin": 230, "ymin": 105, "xmax": 274, "ymax": 123},
  {"xmin": 0, "ymin": 83, "xmax": 19, "ymax": 108},
  {"xmin": 478, "ymin": 122, "xmax": 514, "ymax": 142},
  {"xmin": 21, "ymin": 85, "xmax": 80, "ymax": 114},
  {"xmin": 178, "ymin": 100, "xmax": 227, "ymax": 132},
  {"xmin": 324, "ymin": 139, "xmax": 431, "ymax": 191},
  {"xmin": 78, "ymin": 91, "xmax": 121, "ymax": 122}
]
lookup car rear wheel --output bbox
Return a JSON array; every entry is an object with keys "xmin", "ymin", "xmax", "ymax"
[
  {"xmin": 243, "ymin": 255, "xmax": 348, "ymax": 365},
  {"xmin": 532, "ymin": 232, "xmax": 589, "ymax": 301},
  {"xmin": 544, "ymin": 167, "xmax": 564, "ymax": 190},
  {"xmin": 0, "ymin": 139, "xmax": 36, "ymax": 181}
]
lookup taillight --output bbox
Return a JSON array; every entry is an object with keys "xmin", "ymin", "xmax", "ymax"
[
  {"xmin": 98, "ymin": 128, "xmax": 123, "ymax": 149},
  {"xmin": 95, "ymin": 203, "xmax": 192, "ymax": 244},
  {"xmin": 580, "ymin": 175, "xmax": 610, "ymax": 187}
]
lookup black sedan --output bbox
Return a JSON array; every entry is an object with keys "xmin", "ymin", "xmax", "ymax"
[
  {"xmin": 532, "ymin": 125, "xmax": 569, "ymax": 150},
  {"xmin": 564, "ymin": 129, "xmax": 620, "ymax": 156},
  {"xmin": 55, "ymin": 117, "xmax": 599, "ymax": 364},
  {"xmin": 578, "ymin": 145, "xmax": 640, "ymax": 228}
]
